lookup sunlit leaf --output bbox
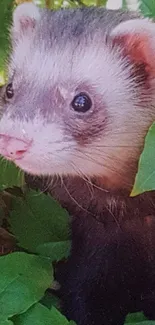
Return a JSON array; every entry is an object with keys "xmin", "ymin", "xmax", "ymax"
[
  {"xmin": 0, "ymin": 252, "xmax": 52, "ymax": 321},
  {"xmin": 139, "ymin": 0, "xmax": 155, "ymax": 18},
  {"xmin": 131, "ymin": 123, "xmax": 155, "ymax": 196}
]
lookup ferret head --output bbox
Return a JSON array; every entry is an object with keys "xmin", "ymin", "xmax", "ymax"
[{"xmin": 0, "ymin": 3, "xmax": 155, "ymax": 190}]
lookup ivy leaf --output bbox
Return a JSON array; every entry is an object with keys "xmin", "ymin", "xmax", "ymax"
[
  {"xmin": 36, "ymin": 240, "xmax": 71, "ymax": 261},
  {"xmin": 0, "ymin": 158, "xmax": 24, "ymax": 190},
  {"xmin": 0, "ymin": 252, "xmax": 52, "ymax": 320},
  {"xmin": 10, "ymin": 190, "xmax": 70, "ymax": 252},
  {"xmin": 13, "ymin": 303, "xmax": 76, "ymax": 325},
  {"xmin": 131, "ymin": 123, "xmax": 155, "ymax": 196},
  {"xmin": 139, "ymin": 0, "xmax": 155, "ymax": 18}
]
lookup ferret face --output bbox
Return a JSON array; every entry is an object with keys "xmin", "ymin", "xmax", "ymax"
[{"xmin": 0, "ymin": 4, "xmax": 155, "ymax": 190}]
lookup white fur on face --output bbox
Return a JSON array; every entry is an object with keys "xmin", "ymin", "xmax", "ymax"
[
  {"xmin": 0, "ymin": 112, "xmax": 114, "ymax": 178},
  {"xmin": 0, "ymin": 113, "xmax": 76, "ymax": 175},
  {"xmin": 4, "ymin": 37, "xmax": 155, "ymax": 186},
  {"xmin": 0, "ymin": 108, "xmax": 149, "ymax": 190}
]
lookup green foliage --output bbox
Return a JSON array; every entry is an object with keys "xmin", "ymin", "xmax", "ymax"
[
  {"xmin": 41, "ymin": 290, "xmax": 60, "ymax": 309},
  {"xmin": 0, "ymin": 0, "xmax": 13, "ymax": 72},
  {"xmin": 122, "ymin": 0, "xmax": 128, "ymax": 9},
  {"xmin": 96, "ymin": 0, "xmax": 107, "ymax": 6},
  {"xmin": 10, "ymin": 190, "xmax": 70, "ymax": 252},
  {"xmin": 13, "ymin": 304, "xmax": 76, "ymax": 325},
  {"xmin": 139, "ymin": 0, "xmax": 155, "ymax": 18},
  {"xmin": 131, "ymin": 123, "xmax": 155, "ymax": 197},
  {"xmin": 125, "ymin": 313, "xmax": 147, "ymax": 323},
  {"xmin": 36, "ymin": 240, "xmax": 71, "ymax": 261},
  {"xmin": 127, "ymin": 320, "xmax": 155, "ymax": 325},
  {"xmin": 0, "ymin": 157, "xmax": 24, "ymax": 190},
  {"xmin": 0, "ymin": 320, "xmax": 13, "ymax": 325},
  {"xmin": 0, "ymin": 252, "xmax": 52, "ymax": 323}
]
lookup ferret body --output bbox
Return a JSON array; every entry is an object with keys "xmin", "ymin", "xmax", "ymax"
[{"xmin": 1, "ymin": 3, "xmax": 155, "ymax": 324}]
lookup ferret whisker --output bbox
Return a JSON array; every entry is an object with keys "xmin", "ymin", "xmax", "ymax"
[
  {"xmin": 71, "ymin": 162, "xmax": 109, "ymax": 194},
  {"xmin": 44, "ymin": 175, "xmax": 60, "ymax": 193},
  {"xmin": 73, "ymin": 149, "xmax": 118, "ymax": 174},
  {"xmin": 73, "ymin": 149, "xmax": 132, "ymax": 187},
  {"xmin": 111, "ymin": 131, "xmax": 143, "ymax": 135},
  {"xmin": 65, "ymin": 162, "xmax": 120, "ymax": 227},
  {"xmin": 59, "ymin": 174, "xmax": 64, "ymax": 188},
  {"xmin": 105, "ymin": 204, "xmax": 121, "ymax": 228},
  {"xmin": 70, "ymin": 162, "xmax": 95, "ymax": 197},
  {"xmin": 93, "ymin": 145, "xmax": 140, "ymax": 148},
  {"xmin": 52, "ymin": 147, "xmax": 131, "ymax": 188},
  {"xmin": 32, "ymin": 187, "xmax": 47, "ymax": 197},
  {"xmin": 62, "ymin": 177, "xmax": 96, "ymax": 217},
  {"xmin": 54, "ymin": 145, "xmax": 76, "ymax": 153},
  {"xmin": 26, "ymin": 174, "xmax": 51, "ymax": 196}
]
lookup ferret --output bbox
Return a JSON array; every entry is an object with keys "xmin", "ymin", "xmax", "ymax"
[{"xmin": 1, "ymin": 3, "xmax": 155, "ymax": 325}]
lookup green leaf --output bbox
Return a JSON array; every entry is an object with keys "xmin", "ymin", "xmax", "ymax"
[
  {"xmin": 10, "ymin": 190, "xmax": 70, "ymax": 252},
  {"xmin": 49, "ymin": 306, "xmax": 76, "ymax": 325},
  {"xmin": 125, "ymin": 313, "xmax": 147, "ymax": 323},
  {"xmin": 36, "ymin": 240, "xmax": 71, "ymax": 261},
  {"xmin": 0, "ymin": 0, "xmax": 13, "ymax": 70},
  {"xmin": 131, "ymin": 123, "xmax": 155, "ymax": 196},
  {"xmin": 0, "ymin": 158, "xmax": 24, "ymax": 190},
  {"xmin": 122, "ymin": 0, "xmax": 128, "ymax": 9},
  {"xmin": 0, "ymin": 252, "xmax": 52, "ymax": 319},
  {"xmin": 125, "ymin": 320, "xmax": 155, "ymax": 325},
  {"xmin": 13, "ymin": 303, "xmax": 76, "ymax": 325},
  {"xmin": 0, "ymin": 319, "xmax": 14, "ymax": 325},
  {"xmin": 139, "ymin": 0, "xmax": 155, "ymax": 18},
  {"xmin": 13, "ymin": 304, "xmax": 54, "ymax": 325},
  {"xmin": 99, "ymin": 0, "xmax": 107, "ymax": 5},
  {"xmin": 40, "ymin": 291, "xmax": 60, "ymax": 310}
]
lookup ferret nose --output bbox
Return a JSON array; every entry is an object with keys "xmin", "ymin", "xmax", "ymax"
[{"xmin": 0, "ymin": 135, "xmax": 31, "ymax": 160}]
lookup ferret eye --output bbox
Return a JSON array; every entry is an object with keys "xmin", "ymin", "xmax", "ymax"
[
  {"xmin": 71, "ymin": 93, "xmax": 92, "ymax": 113},
  {"xmin": 5, "ymin": 83, "xmax": 14, "ymax": 99}
]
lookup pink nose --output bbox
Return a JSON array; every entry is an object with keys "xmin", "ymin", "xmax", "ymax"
[{"xmin": 0, "ymin": 134, "xmax": 31, "ymax": 160}]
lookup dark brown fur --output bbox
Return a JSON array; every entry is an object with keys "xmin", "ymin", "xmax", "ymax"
[{"xmin": 26, "ymin": 174, "xmax": 155, "ymax": 324}]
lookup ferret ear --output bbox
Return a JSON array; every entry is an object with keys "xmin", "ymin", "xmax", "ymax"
[
  {"xmin": 109, "ymin": 19, "xmax": 155, "ymax": 76},
  {"xmin": 12, "ymin": 2, "xmax": 41, "ymax": 41}
]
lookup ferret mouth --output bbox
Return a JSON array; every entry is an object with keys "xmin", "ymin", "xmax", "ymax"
[
  {"xmin": 0, "ymin": 148, "xmax": 38, "ymax": 175},
  {"xmin": 13, "ymin": 158, "xmax": 42, "ymax": 176}
]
